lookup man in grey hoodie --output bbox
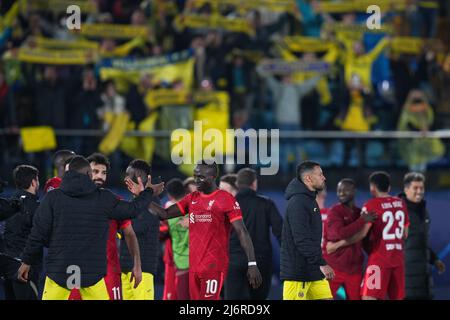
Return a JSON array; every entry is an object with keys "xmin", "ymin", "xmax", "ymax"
[{"xmin": 257, "ymin": 64, "xmax": 323, "ymax": 173}]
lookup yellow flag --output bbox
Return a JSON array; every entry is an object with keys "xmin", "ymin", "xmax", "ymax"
[
  {"xmin": 119, "ymin": 113, "xmax": 159, "ymax": 161},
  {"xmin": 99, "ymin": 112, "xmax": 130, "ymax": 155},
  {"xmin": 20, "ymin": 126, "xmax": 57, "ymax": 153}
]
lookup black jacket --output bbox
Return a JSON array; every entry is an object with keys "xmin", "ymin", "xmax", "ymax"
[
  {"xmin": 399, "ymin": 193, "xmax": 438, "ymax": 300},
  {"xmin": 280, "ymin": 178, "xmax": 326, "ymax": 282},
  {"xmin": 3, "ymin": 190, "xmax": 40, "ymax": 260},
  {"xmin": 21, "ymin": 170, "xmax": 154, "ymax": 288},
  {"xmin": 120, "ymin": 196, "xmax": 160, "ymax": 275},
  {"xmin": 0, "ymin": 198, "xmax": 21, "ymax": 221},
  {"xmin": 229, "ymin": 188, "xmax": 283, "ymax": 265}
]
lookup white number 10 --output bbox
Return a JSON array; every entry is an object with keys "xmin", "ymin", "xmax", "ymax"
[{"xmin": 206, "ymin": 279, "xmax": 218, "ymax": 294}]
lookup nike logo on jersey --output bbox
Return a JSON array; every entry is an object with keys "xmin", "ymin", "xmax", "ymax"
[{"xmin": 191, "ymin": 201, "xmax": 198, "ymax": 204}]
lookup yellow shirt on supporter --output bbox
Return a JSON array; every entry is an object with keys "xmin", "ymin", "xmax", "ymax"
[
  {"xmin": 340, "ymin": 92, "xmax": 373, "ymax": 132},
  {"xmin": 343, "ymin": 38, "xmax": 391, "ymax": 91}
]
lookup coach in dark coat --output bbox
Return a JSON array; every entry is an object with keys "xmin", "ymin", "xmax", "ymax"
[
  {"xmin": 280, "ymin": 161, "xmax": 334, "ymax": 300},
  {"xmin": 18, "ymin": 156, "xmax": 156, "ymax": 293},
  {"xmin": 400, "ymin": 172, "xmax": 446, "ymax": 300}
]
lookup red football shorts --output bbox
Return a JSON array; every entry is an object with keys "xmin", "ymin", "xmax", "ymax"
[
  {"xmin": 189, "ymin": 271, "xmax": 225, "ymax": 300},
  {"xmin": 361, "ymin": 263, "xmax": 405, "ymax": 300},
  {"xmin": 329, "ymin": 269, "xmax": 362, "ymax": 300}
]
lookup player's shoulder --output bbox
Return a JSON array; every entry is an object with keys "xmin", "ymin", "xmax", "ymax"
[
  {"xmin": 216, "ymin": 189, "xmax": 238, "ymax": 203},
  {"xmin": 329, "ymin": 203, "xmax": 344, "ymax": 212},
  {"xmin": 364, "ymin": 197, "xmax": 380, "ymax": 207},
  {"xmin": 43, "ymin": 188, "xmax": 61, "ymax": 200}
]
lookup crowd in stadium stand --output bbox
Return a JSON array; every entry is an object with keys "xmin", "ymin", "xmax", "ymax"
[{"xmin": 0, "ymin": 0, "xmax": 449, "ymax": 174}]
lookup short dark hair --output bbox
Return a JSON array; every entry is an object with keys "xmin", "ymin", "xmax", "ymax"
[
  {"xmin": 369, "ymin": 171, "xmax": 391, "ymax": 193},
  {"xmin": 297, "ymin": 161, "xmax": 321, "ymax": 181},
  {"xmin": 196, "ymin": 160, "xmax": 218, "ymax": 177},
  {"xmin": 53, "ymin": 150, "xmax": 75, "ymax": 167},
  {"xmin": 339, "ymin": 178, "xmax": 356, "ymax": 188},
  {"xmin": 13, "ymin": 165, "xmax": 39, "ymax": 190},
  {"xmin": 166, "ymin": 178, "xmax": 186, "ymax": 200},
  {"xmin": 220, "ymin": 174, "xmax": 237, "ymax": 190},
  {"xmin": 237, "ymin": 168, "xmax": 257, "ymax": 188},
  {"xmin": 68, "ymin": 156, "xmax": 91, "ymax": 173},
  {"xmin": 404, "ymin": 172, "xmax": 425, "ymax": 187},
  {"xmin": 64, "ymin": 155, "xmax": 76, "ymax": 167},
  {"xmin": 128, "ymin": 159, "xmax": 151, "ymax": 176},
  {"xmin": 87, "ymin": 153, "xmax": 111, "ymax": 171}
]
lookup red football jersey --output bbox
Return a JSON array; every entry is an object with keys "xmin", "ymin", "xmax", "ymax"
[
  {"xmin": 44, "ymin": 176, "xmax": 62, "ymax": 193},
  {"xmin": 176, "ymin": 189, "xmax": 243, "ymax": 273},
  {"xmin": 324, "ymin": 203, "xmax": 365, "ymax": 274},
  {"xmin": 107, "ymin": 219, "xmax": 131, "ymax": 274},
  {"xmin": 363, "ymin": 196, "xmax": 410, "ymax": 267}
]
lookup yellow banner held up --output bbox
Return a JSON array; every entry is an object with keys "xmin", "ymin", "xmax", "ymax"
[
  {"xmin": 174, "ymin": 14, "xmax": 254, "ymax": 36},
  {"xmin": 324, "ymin": 22, "xmax": 394, "ymax": 35},
  {"xmin": 390, "ymin": 37, "xmax": 425, "ymax": 55},
  {"xmin": 20, "ymin": 126, "xmax": 57, "ymax": 153},
  {"xmin": 22, "ymin": 0, "xmax": 97, "ymax": 14},
  {"xmin": 189, "ymin": 0, "xmax": 295, "ymax": 12},
  {"xmin": 319, "ymin": 0, "xmax": 407, "ymax": 13},
  {"xmin": 33, "ymin": 36, "xmax": 99, "ymax": 51},
  {"xmin": 101, "ymin": 58, "xmax": 195, "ymax": 90},
  {"xmin": 79, "ymin": 23, "xmax": 149, "ymax": 39},
  {"xmin": 17, "ymin": 47, "xmax": 97, "ymax": 65},
  {"xmin": 145, "ymin": 89, "xmax": 191, "ymax": 109},
  {"xmin": 145, "ymin": 89, "xmax": 239, "ymax": 110},
  {"xmin": 283, "ymin": 36, "xmax": 336, "ymax": 52}
]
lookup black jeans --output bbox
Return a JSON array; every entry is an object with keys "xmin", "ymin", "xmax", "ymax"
[{"xmin": 225, "ymin": 259, "xmax": 272, "ymax": 300}]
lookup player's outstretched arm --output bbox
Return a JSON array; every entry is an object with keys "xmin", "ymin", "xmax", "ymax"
[
  {"xmin": 327, "ymin": 223, "xmax": 372, "ymax": 254},
  {"xmin": 231, "ymin": 219, "xmax": 262, "ymax": 289},
  {"xmin": 123, "ymin": 224, "xmax": 142, "ymax": 288},
  {"xmin": 148, "ymin": 202, "xmax": 183, "ymax": 220}
]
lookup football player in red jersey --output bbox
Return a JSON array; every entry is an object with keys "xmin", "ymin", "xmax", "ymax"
[
  {"xmin": 68, "ymin": 153, "xmax": 141, "ymax": 300},
  {"xmin": 147, "ymin": 161, "xmax": 262, "ymax": 300},
  {"xmin": 323, "ymin": 179, "xmax": 376, "ymax": 300},
  {"xmin": 44, "ymin": 150, "xmax": 75, "ymax": 193},
  {"xmin": 360, "ymin": 172, "xmax": 410, "ymax": 300}
]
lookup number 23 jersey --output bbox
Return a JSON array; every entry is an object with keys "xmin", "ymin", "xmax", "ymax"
[{"xmin": 363, "ymin": 196, "xmax": 410, "ymax": 268}]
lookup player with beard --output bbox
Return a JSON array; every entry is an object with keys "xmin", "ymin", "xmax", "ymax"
[
  {"xmin": 323, "ymin": 179, "xmax": 376, "ymax": 299},
  {"xmin": 281, "ymin": 161, "xmax": 334, "ymax": 300},
  {"xmin": 68, "ymin": 153, "xmax": 141, "ymax": 300}
]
